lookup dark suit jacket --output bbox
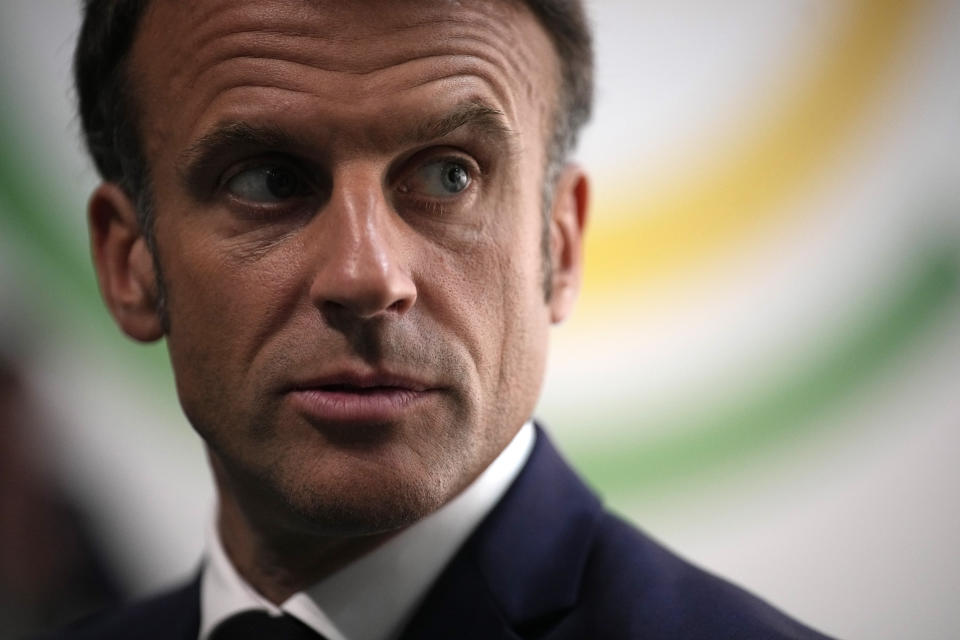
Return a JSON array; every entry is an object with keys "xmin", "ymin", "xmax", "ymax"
[{"xmin": 49, "ymin": 427, "xmax": 835, "ymax": 639}]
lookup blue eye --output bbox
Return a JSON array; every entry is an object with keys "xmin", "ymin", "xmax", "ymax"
[
  {"xmin": 407, "ymin": 159, "xmax": 472, "ymax": 197},
  {"xmin": 225, "ymin": 165, "xmax": 304, "ymax": 203}
]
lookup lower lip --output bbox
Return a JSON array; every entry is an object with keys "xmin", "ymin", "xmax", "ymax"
[{"xmin": 288, "ymin": 387, "xmax": 434, "ymax": 423}]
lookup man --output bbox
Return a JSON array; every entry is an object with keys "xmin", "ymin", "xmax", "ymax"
[{"xmin": 57, "ymin": 0, "xmax": 833, "ymax": 638}]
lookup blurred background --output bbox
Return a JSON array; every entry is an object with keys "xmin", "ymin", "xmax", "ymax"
[{"xmin": 1, "ymin": 0, "xmax": 959, "ymax": 638}]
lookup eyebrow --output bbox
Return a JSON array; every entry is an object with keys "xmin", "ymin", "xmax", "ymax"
[
  {"xmin": 404, "ymin": 101, "xmax": 516, "ymax": 149},
  {"xmin": 178, "ymin": 122, "xmax": 301, "ymax": 187},
  {"xmin": 177, "ymin": 100, "xmax": 517, "ymax": 185}
]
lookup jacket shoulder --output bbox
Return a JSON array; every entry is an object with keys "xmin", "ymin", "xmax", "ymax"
[
  {"xmin": 41, "ymin": 576, "xmax": 200, "ymax": 640},
  {"xmin": 570, "ymin": 512, "xmax": 836, "ymax": 639},
  {"xmin": 435, "ymin": 426, "xmax": 838, "ymax": 639}
]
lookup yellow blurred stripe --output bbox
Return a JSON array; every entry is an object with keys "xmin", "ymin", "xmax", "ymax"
[{"xmin": 583, "ymin": 0, "xmax": 921, "ymax": 302}]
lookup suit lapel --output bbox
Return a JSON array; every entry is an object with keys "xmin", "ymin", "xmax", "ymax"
[
  {"xmin": 397, "ymin": 546, "xmax": 523, "ymax": 640},
  {"xmin": 142, "ymin": 573, "xmax": 202, "ymax": 640},
  {"xmin": 401, "ymin": 425, "xmax": 604, "ymax": 639}
]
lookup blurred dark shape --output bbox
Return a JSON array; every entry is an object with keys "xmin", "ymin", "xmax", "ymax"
[{"xmin": 0, "ymin": 358, "xmax": 123, "ymax": 637}]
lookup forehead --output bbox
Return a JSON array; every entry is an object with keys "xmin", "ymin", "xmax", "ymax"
[{"xmin": 129, "ymin": 0, "xmax": 558, "ymax": 162}]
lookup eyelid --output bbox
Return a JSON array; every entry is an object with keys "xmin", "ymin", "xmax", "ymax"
[
  {"xmin": 392, "ymin": 148, "xmax": 481, "ymax": 192},
  {"xmin": 212, "ymin": 157, "xmax": 327, "ymax": 222},
  {"xmin": 218, "ymin": 155, "xmax": 311, "ymax": 192}
]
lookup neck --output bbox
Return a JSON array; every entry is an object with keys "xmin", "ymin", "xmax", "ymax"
[{"xmin": 211, "ymin": 458, "xmax": 399, "ymax": 604}]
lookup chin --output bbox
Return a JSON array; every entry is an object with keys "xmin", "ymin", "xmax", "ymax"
[
  {"xmin": 279, "ymin": 474, "xmax": 450, "ymax": 537},
  {"xmin": 260, "ymin": 449, "xmax": 462, "ymax": 538},
  {"xmin": 207, "ymin": 404, "xmax": 486, "ymax": 537}
]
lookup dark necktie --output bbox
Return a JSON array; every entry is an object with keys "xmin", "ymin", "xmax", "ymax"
[{"xmin": 209, "ymin": 610, "xmax": 326, "ymax": 640}]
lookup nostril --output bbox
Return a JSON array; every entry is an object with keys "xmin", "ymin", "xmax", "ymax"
[
  {"xmin": 318, "ymin": 285, "xmax": 415, "ymax": 322},
  {"xmin": 387, "ymin": 297, "xmax": 413, "ymax": 314}
]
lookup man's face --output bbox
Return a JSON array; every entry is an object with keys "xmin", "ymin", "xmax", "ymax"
[{"xmin": 115, "ymin": 0, "xmax": 579, "ymax": 535}]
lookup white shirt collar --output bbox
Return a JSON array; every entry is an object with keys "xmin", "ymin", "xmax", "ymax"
[{"xmin": 200, "ymin": 421, "xmax": 536, "ymax": 640}]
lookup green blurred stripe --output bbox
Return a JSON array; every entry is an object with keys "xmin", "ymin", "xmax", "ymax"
[
  {"xmin": 569, "ymin": 243, "xmax": 960, "ymax": 497},
  {"xmin": 0, "ymin": 106, "xmax": 173, "ymax": 378},
  {"xmin": 0, "ymin": 109, "xmax": 93, "ymax": 295}
]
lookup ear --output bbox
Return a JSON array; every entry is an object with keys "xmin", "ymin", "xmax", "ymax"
[
  {"xmin": 547, "ymin": 164, "xmax": 589, "ymax": 324},
  {"xmin": 88, "ymin": 183, "xmax": 164, "ymax": 342}
]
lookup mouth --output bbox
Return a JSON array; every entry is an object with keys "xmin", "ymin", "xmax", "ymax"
[{"xmin": 286, "ymin": 372, "xmax": 438, "ymax": 424}]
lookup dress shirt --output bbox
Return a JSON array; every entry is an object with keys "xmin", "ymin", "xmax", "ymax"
[{"xmin": 199, "ymin": 421, "xmax": 536, "ymax": 640}]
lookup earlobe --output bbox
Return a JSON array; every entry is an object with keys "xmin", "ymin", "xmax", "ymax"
[
  {"xmin": 88, "ymin": 183, "xmax": 165, "ymax": 342},
  {"xmin": 548, "ymin": 165, "xmax": 589, "ymax": 324}
]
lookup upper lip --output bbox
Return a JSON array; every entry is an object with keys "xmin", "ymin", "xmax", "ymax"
[{"xmin": 288, "ymin": 369, "xmax": 435, "ymax": 393}]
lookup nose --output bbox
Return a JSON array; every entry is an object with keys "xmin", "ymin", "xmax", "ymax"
[{"xmin": 307, "ymin": 170, "xmax": 417, "ymax": 321}]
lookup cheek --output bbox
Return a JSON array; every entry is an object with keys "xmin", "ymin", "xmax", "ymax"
[
  {"xmin": 158, "ymin": 224, "xmax": 305, "ymax": 413},
  {"xmin": 496, "ymin": 248, "xmax": 551, "ymax": 386},
  {"xmin": 488, "ymin": 194, "xmax": 552, "ymax": 417},
  {"xmin": 428, "ymin": 207, "xmax": 548, "ymax": 411},
  {"xmin": 164, "ymin": 217, "xmax": 302, "ymax": 328}
]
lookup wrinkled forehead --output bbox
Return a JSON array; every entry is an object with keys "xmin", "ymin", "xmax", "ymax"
[
  {"xmin": 134, "ymin": 0, "xmax": 540, "ymax": 63},
  {"xmin": 127, "ymin": 0, "xmax": 559, "ymax": 157}
]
